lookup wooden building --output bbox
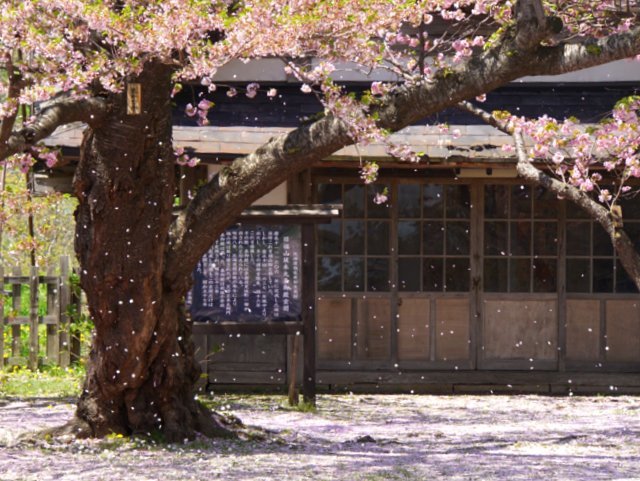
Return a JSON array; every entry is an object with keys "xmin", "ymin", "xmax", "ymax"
[{"xmin": 43, "ymin": 59, "xmax": 640, "ymax": 393}]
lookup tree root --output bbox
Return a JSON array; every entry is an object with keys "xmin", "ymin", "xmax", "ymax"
[
  {"xmin": 16, "ymin": 416, "xmax": 93, "ymax": 446},
  {"xmin": 13, "ymin": 408, "xmax": 273, "ymax": 447}
]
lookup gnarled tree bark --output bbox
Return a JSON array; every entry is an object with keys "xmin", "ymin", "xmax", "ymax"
[{"xmin": 63, "ymin": 62, "xmax": 232, "ymax": 441}]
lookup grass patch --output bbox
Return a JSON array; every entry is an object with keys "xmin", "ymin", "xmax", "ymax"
[
  {"xmin": 0, "ymin": 365, "xmax": 84, "ymax": 398},
  {"xmin": 282, "ymin": 400, "xmax": 317, "ymax": 413},
  {"xmin": 199, "ymin": 393, "xmax": 319, "ymax": 415},
  {"xmin": 359, "ymin": 468, "xmax": 421, "ymax": 481},
  {"xmin": 199, "ymin": 393, "xmax": 280, "ymax": 411}
]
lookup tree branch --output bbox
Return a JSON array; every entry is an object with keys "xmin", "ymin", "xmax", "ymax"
[
  {"xmin": 165, "ymin": 114, "xmax": 351, "ymax": 289},
  {"xmin": 458, "ymin": 99, "xmax": 613, "ymax": 220},
  {"xmin": 459, "ymin": 100, "xmax": 640, "ymax": 291},
  {"xmin": 513, "ymin": 0, "xmax": 560, "ymax": 50},
  {"xmin": 164, "ymin": 5, "xmax": 640, "ymax": 288},
  {"xmin": 0, "ymin": 96, "xmax": 110, "ymax": 161},
  {"xmin": 528, "ymin": 27, "xmax": 640, "ymax": 77},
  {"xmin": 514, "ymin": 130, "xmax": 640, "ymax": 290}
]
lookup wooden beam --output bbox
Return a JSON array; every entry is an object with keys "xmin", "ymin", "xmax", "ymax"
[
  {"xmin": 302, "ymin": 223, "xmax": 317, "ymax": 405},
  {"xmin": 58, "ymin": 256, "xmax": 71, "ymax": 368},
  {"xmin": 193, "ymin": 321, "xmax": 303, "ymax": 335},
  {"xmin": 28, "ymin": 266, "xmax": 39, "ymax": 371}
]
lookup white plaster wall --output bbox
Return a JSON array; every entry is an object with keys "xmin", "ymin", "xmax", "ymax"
[{"xmin": 211, "ymin": 58, "xmax": 290, "ymax": 82}]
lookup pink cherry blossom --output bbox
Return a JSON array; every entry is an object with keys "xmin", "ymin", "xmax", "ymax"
[
  {"xmin": 197, "ymin": 99, "xmax": 213, "ymax": 111},
  {"xmin": 373, "ymin": 191, "xmax": 388, "ymax": 204},
  {"xmin": 370, "ymin": 82, "xmax": 384, "ymax": 96},
  {"xmin": 246, "ymin": 82, "xmax": 259, "ymax": 98},
  {"xmin": 40, "ymin": 151, "xmax": 58, "ymax": 168},
  {"xmin": 187, "ymin": 156, "xmax": 201, "ymax": 167},
  {"xmin": 472, "ymin": 36, "xmax": 485, "ymax": 47},
  {"xmin": 185, "ymin": 103, "xmax": 197, "ymax": 117},
  {"xmin": 552, "ymin": 151, "xmax": 565, "ymax": 164}
]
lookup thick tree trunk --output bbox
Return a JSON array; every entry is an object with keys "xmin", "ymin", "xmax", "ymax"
[{"xmin": 65, "ymin": 63, "xmax": 228, "ymax": 441}]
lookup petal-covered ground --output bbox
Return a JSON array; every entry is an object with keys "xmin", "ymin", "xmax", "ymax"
[{"xmin": 1, "ymin": 394, "xmax": 639, "ymax": 480}]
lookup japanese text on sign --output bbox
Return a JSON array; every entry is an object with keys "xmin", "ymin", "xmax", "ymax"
[{"xmin": 189, "ymin": 224, "xmax": 302, "ymax": 322}]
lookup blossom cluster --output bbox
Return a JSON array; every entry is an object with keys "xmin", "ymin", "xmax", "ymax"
[
  {"xmin": 0, "ymin": 0, "xmax": 637, "ymax": 205},
  {"xmin": 0, "ymin": 0, "xmax": 633, "ymax": 110},
  {"xmin": 516, "ymin": 96, "xmax": 640, "ymax": 208},
  {"xmin": 1, "ymin": 146, "xmax": 59, "ymax": 173},
  {"xmin": 185, "ymin": 99, "xmax": 214, "ymax": 126},
  {"xmin": 174, "ymin": 147, "xmax": 201, "ymax": 168}
]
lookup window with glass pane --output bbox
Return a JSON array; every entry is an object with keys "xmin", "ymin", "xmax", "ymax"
[
  {"xmin": 317, "ymin": 182, "xmax": 391, "ymax": 292},
  {"xmin": 316, "ymin": 183, "xmax": 343, "ymax": 290},
  {"xmin": 566, "ymin": 193, "xmax": 639, "ymax": 293},
  {"xmin": 398, "ymin": 183, "xmax": 424, "ymax": 292},
  {"xmin": 405, "ymin": 183, "xmax": 470, "ymax": 292},
  {"xmin": 484, "ymin": 185, "xmax": 558, "ymax": 293}
]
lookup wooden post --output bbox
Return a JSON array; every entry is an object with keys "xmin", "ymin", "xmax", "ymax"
[
  {"xmin": 70, "ymin": 267, "xmax": 82, "ymax": 363},
  {"xmin": 192, "ymin": 322, "xmax": 209, "ymax": 393},
  {"xmin": 58, "ymin": 256, "xmax": 71, "ymax": 368},
  {"xmin": 45, "ymin": 266, "xmax": 59, "ymax": 364},
  {"xmin": 557, "ymin": 201, "xmax": 567, "ymax": 372},
  {"xmin": 28, "ymin": 265, "xmax": 39, "ymax": 370},
  {"xmin": 11, "ymin": 267, "xmax": 21, "ymax": 363},
  {"xmin": 301, "ymin": 223, "xmax": 316, "ymax": 406},
  {"xmin": 0, "ymin": 266, "xmax": 4, "ymax": 369},
  {"xmin": 287, "ymin": 334, "xmax": 300, "ymax": 406}
]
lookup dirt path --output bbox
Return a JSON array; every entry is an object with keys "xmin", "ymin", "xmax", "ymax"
[{"xmin": 1, "ymin": 394, "xmax": 639, "ymax": 480}]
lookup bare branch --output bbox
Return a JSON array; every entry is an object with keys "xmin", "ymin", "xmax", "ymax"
[
  {"xmin": 458, "ymin": 100, "xmax": 514, "ymax": 132},
  {"xmin": 0, "ymin": 96, "xmax": 109, "ymax": 161}
]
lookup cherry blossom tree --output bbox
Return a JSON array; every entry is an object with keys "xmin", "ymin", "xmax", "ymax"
[
  {"xmin": 0, "ymin": 167, "xmax": 76, "ymax": 268},
  {"xmin": 1, "ymin": 0, "xmax": 639, "ymax": 441}
]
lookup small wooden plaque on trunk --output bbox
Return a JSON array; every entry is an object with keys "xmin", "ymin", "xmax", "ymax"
[{"xmin": 126, "ymin": 83, "xmax": 142, "ymax": 115}]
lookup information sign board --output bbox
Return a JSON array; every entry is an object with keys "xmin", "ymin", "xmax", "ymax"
[{"xmin": 189, "ymin": 224, "xmax": 302, "ymax": 322}]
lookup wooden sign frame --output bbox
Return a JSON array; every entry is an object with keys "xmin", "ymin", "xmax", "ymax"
[{"xmin": 191, "ymin": 204, "xmax": 340, "ymax": 405}]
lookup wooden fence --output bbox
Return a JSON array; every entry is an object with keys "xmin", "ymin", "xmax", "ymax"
[{"xmin": 1, "ymin": 256, "xmax": 82, "ymax": 370}]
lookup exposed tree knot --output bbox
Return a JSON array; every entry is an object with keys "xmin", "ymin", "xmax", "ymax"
[
  {"xmin": 219, "ymin": 165, "xmax": 239, "ymax": 188},
  {"xmin": 22, "ymin": 127, "xmax": 36, "ymax": 142},
  {"xmin": 547, "ymin": 16, "xmax": 564, "ymax": 35},
  {"xmin": 513, "ymin": 0, "xmax": 558, "ymax": 50},
  {"xmin": 611, "ymin": 204, "xmax": 624, "ymax": 228}
]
